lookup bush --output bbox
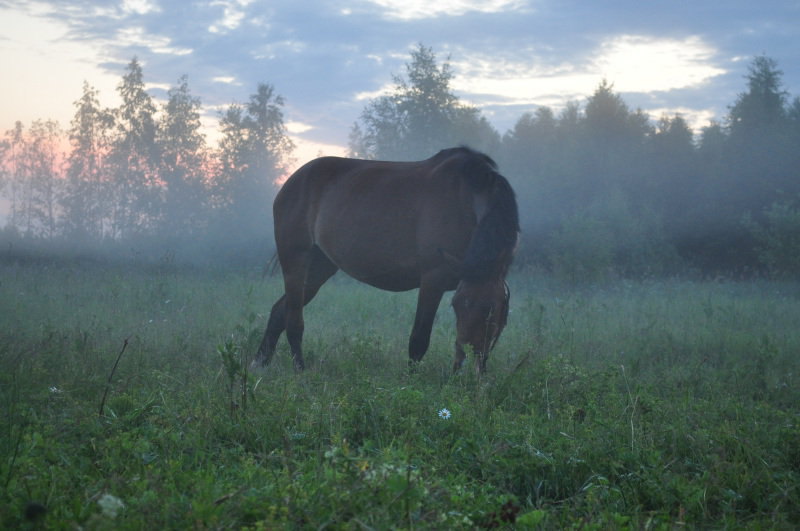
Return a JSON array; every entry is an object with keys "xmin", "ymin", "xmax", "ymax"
[
  {"xmin": 545, "ymin": 190, "xmax": 680, "ymax": 283},
  {"xmin": 745, "ymin": 198, "xmax": 800, "ymax": 278}
]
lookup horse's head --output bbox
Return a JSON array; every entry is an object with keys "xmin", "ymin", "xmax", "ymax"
[{"xmin": 451, "ymin": 278, "xmax": 510, "ymax": 373}]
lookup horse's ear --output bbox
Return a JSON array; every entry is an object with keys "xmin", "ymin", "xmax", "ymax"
[{"xmin": 437, "ymin": 248, "xmax": 463, "ymax": 273}]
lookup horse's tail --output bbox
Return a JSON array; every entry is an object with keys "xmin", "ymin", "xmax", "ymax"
[{"xmin": 262, "ymin": 251, "xmax": 281, "ymax": 278}]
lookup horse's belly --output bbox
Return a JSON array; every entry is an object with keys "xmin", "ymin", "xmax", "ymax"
[
  {"xmin": 314, "ymin": 204, "xmax": 423, "ymax": 292},
  {"xmin": 345, "ymin": 266, "xmax": 420, "ymax": 292},
  {"xmin": 325, "ymin": 250, "xmax": 420, "ymax": 292}
]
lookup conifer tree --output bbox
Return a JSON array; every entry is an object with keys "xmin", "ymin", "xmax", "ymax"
[
  {"xmin": 158, "ymin": 75, "xmax": 209, "ymax": 238},
  {"xmin": 108, "ymin": 57, "xmax": 160, "ymax": 237}
]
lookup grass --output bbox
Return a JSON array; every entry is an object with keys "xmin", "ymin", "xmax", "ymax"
[{"xmin": 1, "ymin": 261, "xmax": 799, "ymax": 529}]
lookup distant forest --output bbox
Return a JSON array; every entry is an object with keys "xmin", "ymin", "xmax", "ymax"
[{"xmin": 2, "ymin": 45, "xmax": 799, "ymax": 279}]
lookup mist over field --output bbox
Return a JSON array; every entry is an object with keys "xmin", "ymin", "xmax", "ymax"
[
  {"xmin": 1, "ymin": 48, "xmax": 799, "ymax": 279},
  {"xmin": 2, "ymin": 260, "xmax": 799, "ymax": 527}
]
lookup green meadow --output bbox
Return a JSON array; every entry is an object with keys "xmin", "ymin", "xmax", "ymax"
[{"xmin": 1, "ymin": 261, "xmax": 799, "ymax": 529}]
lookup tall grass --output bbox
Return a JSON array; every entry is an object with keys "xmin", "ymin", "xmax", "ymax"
[{"xmin": 1, "ymin": 262, "xmax": 798, "ymax": 528}]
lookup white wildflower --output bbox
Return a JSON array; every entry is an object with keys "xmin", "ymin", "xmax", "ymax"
[
  {"xmin": 438, "ymin": 408, "xmax": 451, "ymax": 420},
  {"xmin": 98, "ymin": 493, "xmax": 125, "ymax": 518}
]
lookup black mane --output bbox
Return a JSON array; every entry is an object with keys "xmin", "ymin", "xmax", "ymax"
[{"xmin": 450, "ymin": 148, "xmax": 519, "ymax": 282}]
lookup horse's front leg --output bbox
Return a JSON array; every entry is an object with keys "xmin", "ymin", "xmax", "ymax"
[
  {"xmin": 452, "ymin": 342, "xmax": 467, "ymax": 372},
  {"xmin": 408, "ymin": 284, "xmax": 445, "ymax": 366}
]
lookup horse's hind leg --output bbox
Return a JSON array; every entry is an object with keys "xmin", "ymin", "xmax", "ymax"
[
  {"xmin": 284, "ymin": 248, "xmax": 340, "ymax": 370},
  {"xmin": 254, "ymin": 247, "xmax": 337, "ymax": 369},
  {"xmin": 253, "ymin": 294, "xmax": 288, "ymax": 367}
]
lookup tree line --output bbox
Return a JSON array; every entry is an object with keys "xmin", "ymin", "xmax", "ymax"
[
  {"xmin": 351, "ymin": 46, "xmax": 800, "ymax": 280},
  {"xmin": 2, "ymin": 47, "xmax": 799, "ymax": 277},
  {"xmin": 1, "ymin": 58, "xmax": 293, "ymax": 265}
]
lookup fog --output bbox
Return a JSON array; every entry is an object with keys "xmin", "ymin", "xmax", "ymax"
[{"xmin": 2, "ymin": 53, "xmax": 799, "ymax": 279}]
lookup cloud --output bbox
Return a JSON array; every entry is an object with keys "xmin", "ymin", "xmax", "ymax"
[
  {"xmin": 2, "ymin": 0, "xmax": 798, "ymax": 154},
  {"xmin": 286, "ymin": 121, "xmax": 313, "ymax": 134},
  {"xmin": 451, "ymin": 56, "xmax": 593, "ymax": 106},
  {"xmin": 593, "ymin": 35, "xmax": 726, "ymax": 93},
  {"xmin": 146, "ymin": 82, "xmax": 172, "ymax": 92},
  {"xmin": 646, "ymin": 107, "xmax": 718, "ymax": 132},
  {"xmin": 122, "ymin": 0, "xmax": 161, "ymax": 16},
  {"xmin": 212, "ymin": 76, "xmax": 240, "ymax": 85},
  {"xmin": 28, "ymin": 0, "xmax": 160, "ymax": 23},
  {"xmin": 450, "ymin": 35, "xmax": 726, "ymax": 109},
  {"xmin": 115, "ymin": 27, "xmax": 193, "ymax": 55},
  {"xmin": 252, "ymin": 40, "xmax": 307, "ymax": 61},
  {"xmin": 287, "ymin": 136, "xmax": 347, "ymax": 173},
  {"xmin": 208, "ymin": 0, "xmax": 254, "ymax": 34},
  {"xmin": 354, "ymin": 82, "xmax": 395, "ymax": 101},
  {"xmin": 0, "ymin": 5, "xmax": 122, "ymax": 127},
  {"xmin": 365, "ymin": 0, "xmax": 528, "ymax": 20}
]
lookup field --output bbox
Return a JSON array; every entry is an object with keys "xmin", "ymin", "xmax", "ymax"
[{"xmin": 1, "ymin": 261, "xmax": 799, "ymax": 529}]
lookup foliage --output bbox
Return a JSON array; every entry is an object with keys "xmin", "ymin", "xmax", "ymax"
[
  {"xmin": 729, "ymin": 56, "xmax": 788, "ymax": 137},
  {"xmin": 108, "ymin": 57, "xmax": 161, "ymax": 238},
  {"xmin": 210, "ymin": 83, "xmax": 294, "ymax": 260},
  {"xmin": 3, "ymin": 50, "xmax": 800, "ymax": 276},
  {"xmin": 157, "ymin": 75, "xmax": 211, "ymax": 240},
  {"xmin": 1, "ymin": 59, "xmax": 293, "ymax": 266},
  {"xmin": 349, "ymin": 44, "xmax": 499, "ymax": 160},
  {"xmin": 63, "ymin": 81, "xmax": 115, "ymax": 242},
  {"xmin": 690, "ymin": 55, "xmax": 800, "ymax": 274},
  {"xmin": 0, "ymin": 262, "xmax": 798, "ymax": 528},
  {"xmin": 500, "ymin": 57, "xmax": 800, "ymax": 278},
  {"xmin": 1, "ymin": 120, "xmax": 63, "ymax": 238},
  {"xmin": 744, "ymin": 198, "xmax": 800, "ymax": 278},
  {"xmin": 545, "ymin": 191, "xmax": 679, "ymax": 283}
]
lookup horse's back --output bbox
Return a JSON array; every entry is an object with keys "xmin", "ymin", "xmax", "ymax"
[{"xmin": 272, "ymin": 150, "xmax": 492, "ymax": 291}]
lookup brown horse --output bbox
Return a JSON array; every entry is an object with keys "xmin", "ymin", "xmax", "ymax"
[{"xmin": 253, "ymin": 147, "xmax": 519, "ymax": 373}]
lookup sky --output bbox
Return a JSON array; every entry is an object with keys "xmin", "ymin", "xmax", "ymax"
[{"xmin": 1, "ymin": 0, "xmax": 799, "ymax": 165}]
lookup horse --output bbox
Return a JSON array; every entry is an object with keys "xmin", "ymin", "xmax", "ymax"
[{"xmin": 252, "ymin": 146, "xmax": 519, "ymax": 373}]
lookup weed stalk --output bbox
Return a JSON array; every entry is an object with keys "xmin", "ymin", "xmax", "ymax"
[{"xmin": 98, "ymin": 336, "xmax": 131, "ymax": 417}]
